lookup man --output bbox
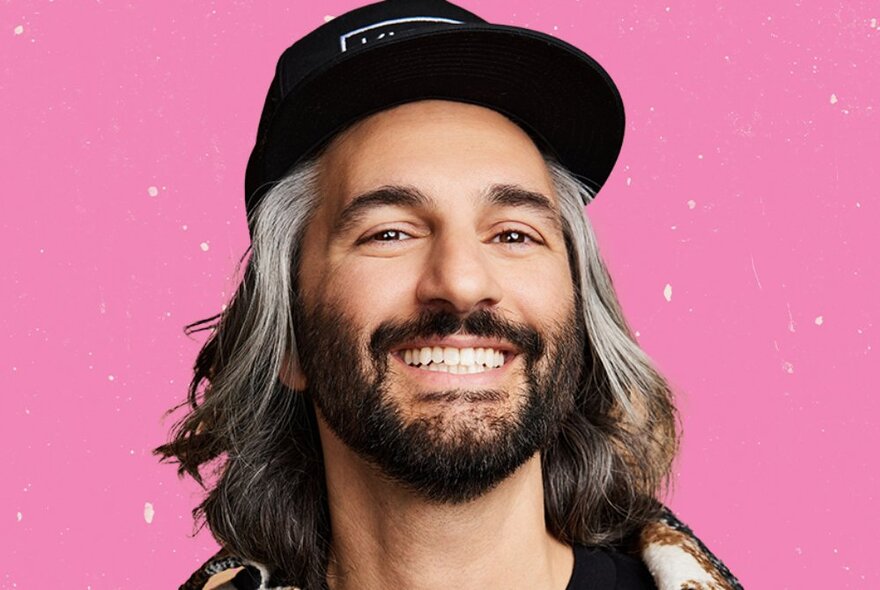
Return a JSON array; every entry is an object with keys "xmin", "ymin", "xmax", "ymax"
[{"xmin": 156, "ymin": 1, "xmax": 742, "ymax": 589}]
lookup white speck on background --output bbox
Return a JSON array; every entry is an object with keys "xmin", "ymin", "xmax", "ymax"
[
  {"xmin": 750, "ymin": 255, "xmax": 763, "ymax": 290},
  {"xmin": 663, "ymin": 284, "xmax": 672, "ymax": 302},
  {"xmin": 182, "ymin": 224, "xmax": 188, "ymax": 230},
  {"xmin": 782, "ymin": 361, "xmax": 794, "ymax": 374},
  {"xmin": 16, "ymin": 512, "xmax": 22, "ymax": 522},
  {"xmin": 870, "ymin": 17, "xmax": 877, "ymax": 29},
  {"xmin": 108, "ymin": 375, "xmax": 115, "ymax": 381},
  {"xmin": 200, "ymin": 242, "xmax": 210, "ymax": 251},
  {"xmin": 626, "ymin": 177, "xmax": 632, "ymax": 186},
  {"xmin": 687, "ymin": 199, "xmax": 696, "ymax": 209},
  {"xmin": 697, "ymin": 153, "xmax": 704, "ymax": 159},
  {"xmin": 856, "ymin": 201, "xmax": 861, "ymax": 208},
  {"xmin": 144, "ymin": 502, "xmax": 155, "ymax": 524},
  {"xmin": 14, "ymin": 25, "xmax": 24, "ymax": 35},
  {"xmin": 830, "ymin": 93, "xmax": 838, "ymax": 104},
  {"xmin": 815, "ymin": 316, "xmax": 824, "ymax": 325},
  {"xmin": 147, "ymin": 186, "xmax": 159, "ymax": 197},
  {"xmin": 324, "ymin": 15, "xmax": 335, "ymax": 22},
  {"xmin": 665, "ymin": 6, "xmax": 671, "ymax": 12},
  {"xmin": 786, "ymin": 302, "xmax": 796, "ymax": 332}
]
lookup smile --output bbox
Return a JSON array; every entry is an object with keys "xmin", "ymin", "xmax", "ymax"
[{"xmin": 395, "ymin": 346, "xmax": 509, "ymax": 374}]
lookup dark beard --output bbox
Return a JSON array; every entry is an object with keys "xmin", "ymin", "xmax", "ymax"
[{"xmin": 293, "ymin": 301, "xmax": 585, "ymax": 504}]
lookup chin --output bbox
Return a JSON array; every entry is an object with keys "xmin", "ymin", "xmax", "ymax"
[
  {"xmin": 410, "ymin": 407, "xmax": 517, "ymax": 447},
  {"xmin": 392, "ymin": 384, "xmax": 525, "ymax": 440}
]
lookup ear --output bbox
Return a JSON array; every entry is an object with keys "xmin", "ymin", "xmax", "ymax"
[{"xmin": 279, "ymin": 351, "xmax": 308, "ymax": 391}]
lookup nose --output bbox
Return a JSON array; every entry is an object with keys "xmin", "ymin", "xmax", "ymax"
[{"xmin": 415, "ymin": 229, "xmax": 503, "ymax": 315}]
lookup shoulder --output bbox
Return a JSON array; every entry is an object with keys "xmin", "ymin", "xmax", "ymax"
[
  {"xmin": 637, "ymin": 507, "xmax": 742, "ymax": 589},
  {"xmin": 179, "ymin": 549, "xmax": 290, "ymax": 590},
  {"xmin": 606, "ymin": 550, "xmax": 657, "ymax": 589},
  {"xmin": 203, "ymin": 567, "xmax": 244, "ymax": 589},
  {"xmin": 178, "ymin": 549, "xmax": 249, "ymax": 590},
  {"xmin": 569, "ymin": 545, "xmax": 656, "ymax": 590}
]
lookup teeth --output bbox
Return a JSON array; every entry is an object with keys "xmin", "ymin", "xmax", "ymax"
[
  {"xmin": 443, "ymin": 347, "xmax": 460, "ymax": 365},
  {"xmin": 401, "ymin": 346, "xmax": 506, "ymax": 370}
]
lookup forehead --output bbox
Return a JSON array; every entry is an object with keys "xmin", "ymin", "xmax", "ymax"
[{"xmin": 316, "ymin": 100, "xmax": 555, "ymax": 209}]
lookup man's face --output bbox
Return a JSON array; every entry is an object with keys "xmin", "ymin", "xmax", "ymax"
[{"xmin": 292, "ymin": 100, "xmax": 585, "ymax": 503}]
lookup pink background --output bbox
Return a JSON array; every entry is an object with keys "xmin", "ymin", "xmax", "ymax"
[{"xmin": 2, "ymin": 1, "xmax": 877, "ymax": 588}]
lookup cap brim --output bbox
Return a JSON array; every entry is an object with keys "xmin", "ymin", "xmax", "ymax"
[{"xmin": 249, "ymin": 24, "xmax": 625, "ymax": 211}]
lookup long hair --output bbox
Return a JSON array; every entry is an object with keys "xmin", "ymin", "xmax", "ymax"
[{"xmin": 154, "ymin": 153, "xmax": 679, "ymax": 588}]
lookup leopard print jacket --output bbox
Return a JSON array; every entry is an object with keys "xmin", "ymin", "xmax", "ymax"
[{"xmin": 180, "ymin": 507, "xmax": 743, "ymax": 590}]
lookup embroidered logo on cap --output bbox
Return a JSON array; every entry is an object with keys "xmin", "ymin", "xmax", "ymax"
[{"xmin": 340, "ymin": 17, "xmax": 463, "ymax": 52}]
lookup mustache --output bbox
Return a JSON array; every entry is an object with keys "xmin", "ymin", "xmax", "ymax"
[{"xmin": 368, "ymin": 308, "xmax": 545, "ymax": 361}]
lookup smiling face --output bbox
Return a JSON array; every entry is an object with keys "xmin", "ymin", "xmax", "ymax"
[{"xmin": 291, "ymin": 100, "xmax": 585, "ymax": 502}]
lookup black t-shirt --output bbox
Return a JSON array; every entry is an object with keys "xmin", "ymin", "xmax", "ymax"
[
  {"xmin": 566, "ymin": 544, "xmax": 657, "ymax": 590},
  {"xmin": 231, "ymin": 544, "xmax": 656, "ymax": 589}
]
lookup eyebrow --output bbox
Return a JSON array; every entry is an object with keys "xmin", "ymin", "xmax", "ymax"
[
  {"xmin": 485, "ymin": 184, "xmax": 562, "ymax": 231},
  {"xmin": 333, "ymin": 183, "xmax": 561, "ymax": 236},
  {"xmin": 335, "ymin": 186, "xmax": 436, "ymax": 236}
]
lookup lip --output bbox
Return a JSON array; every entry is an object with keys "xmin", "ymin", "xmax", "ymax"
[
  {"xmin": 390, "ymin": 336, "xmax": 518, "ymax": 354},
  {"xmin": 390, "ymin": 349, "xmax": 519, "ymax": 389}
]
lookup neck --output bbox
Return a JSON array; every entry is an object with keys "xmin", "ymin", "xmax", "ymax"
[{"xmin": 317, "ymin": 420, "xmax": 573, "ymax": 590}]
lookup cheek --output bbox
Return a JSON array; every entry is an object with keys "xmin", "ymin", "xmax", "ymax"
[
  {"xmin": 501, "ymin": 259, "xmax": 576, "ymax": 323},
  {"xmin": 318, "ymin": 257, "xmax": 421, "ymax": 325}
]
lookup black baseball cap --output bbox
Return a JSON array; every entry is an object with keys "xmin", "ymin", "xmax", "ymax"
[{"xmin": 244, "ymin": 0, "xmax": 625, "ymax": 230}]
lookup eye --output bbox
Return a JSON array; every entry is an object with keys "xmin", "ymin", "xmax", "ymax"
[
  {"xmin": 360, "ymin": 228, "xmax": 413, "ymax": 244},
  {"xmin": 492, "ymin": 229, "xmax": 540, "ymax": 246}
]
